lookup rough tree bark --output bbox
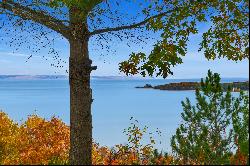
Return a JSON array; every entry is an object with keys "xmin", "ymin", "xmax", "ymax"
[{"xmin": 69, "ymin": 38, "xmax": 93, "ymax": 165}]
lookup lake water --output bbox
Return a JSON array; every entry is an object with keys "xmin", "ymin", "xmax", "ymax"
[{"xmin": 0, "ymin": 78, "xmax": 247, "ymax": 152}]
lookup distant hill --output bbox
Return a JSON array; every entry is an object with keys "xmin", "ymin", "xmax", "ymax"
[
  {"xmin": 0, "ymin": 75, "xmax": 144, "ymax": 80},
  {"xmin": 0, "ymin": 75, "xmax": 68, "ymax": 80},
  {"xmin": 91, "ymin": 76, "xmax": 145, "ymax": 80},
  {"xmin": 0, "ymin": 75, "xmax": 248, "ymax": 81}
]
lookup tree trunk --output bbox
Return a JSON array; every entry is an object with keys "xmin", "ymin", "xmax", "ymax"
[{"xmin": 69, "ymin": 39, "xmax": 93, "ymax": 165}]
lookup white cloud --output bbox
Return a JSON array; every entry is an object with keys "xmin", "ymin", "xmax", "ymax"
[
  {"xmin": 0, "ymin": 51, "xmax": 52, "ymax": 59},
  {"xmin": 0, "ymin": 52, "xmax": 29, "ymax": 57}
]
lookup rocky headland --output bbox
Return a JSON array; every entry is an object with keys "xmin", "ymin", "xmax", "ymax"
[{"xmin": 136, "ymin": 81, "xmax": 249, "ymax": 92}]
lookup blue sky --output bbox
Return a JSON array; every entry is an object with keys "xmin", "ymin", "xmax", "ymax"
[{"xmin": 0, "ymin": 3, "xmax": 249, "ymax": 79}]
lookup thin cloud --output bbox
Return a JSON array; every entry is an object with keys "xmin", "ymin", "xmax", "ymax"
[{"xmin": 0, "ymin": 51, "xmax": 50, "ymax": 59}]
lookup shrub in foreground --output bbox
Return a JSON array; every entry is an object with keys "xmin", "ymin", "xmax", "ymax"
[
  {"xmin": 0, "ymin": 113, "xmax": 69, "ymax": 165},
  {"xmin": 171, "ymin": 70, "xmax": 249, "ymax": 165},
  {"xmin": 0, "ymin": 113, "xmax": 172, "ymax": 165}
]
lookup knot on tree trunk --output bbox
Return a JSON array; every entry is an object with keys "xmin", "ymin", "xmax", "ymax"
[{"xmin": 69, "ymin": 58, "xmax": 97, "ymax": 83}]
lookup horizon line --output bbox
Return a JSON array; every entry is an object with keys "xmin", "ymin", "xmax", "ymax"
[{"xmin": 0, "ymin": 75, "xmax": 249, "ymax": 80}]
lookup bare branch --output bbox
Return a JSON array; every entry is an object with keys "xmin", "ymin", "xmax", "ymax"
[
  {"xmin": 0, "ymin": 1, "xmax": 70, "ymax": 39},
  {"xmin": 89, "ymin": 11, "xmax": 170, "ymax": 36}
]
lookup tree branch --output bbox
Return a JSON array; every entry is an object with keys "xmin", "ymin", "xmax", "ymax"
[
  {"xmin": 89, "ymin": 11, "xmax": 170, "ymax": 37},
  {"xmin": 0, "ymin": 1, "xmax": 70, "ymax": 39}
]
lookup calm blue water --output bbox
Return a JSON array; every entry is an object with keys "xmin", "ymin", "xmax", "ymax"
[{"xmin": 0, "ymin": 78, "xmax": 247, "ymax": 152}]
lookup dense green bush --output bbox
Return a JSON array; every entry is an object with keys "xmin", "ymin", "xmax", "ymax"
[{"xmin": 171, "ymin": 70, "xmax": 249, "ymax": 165}]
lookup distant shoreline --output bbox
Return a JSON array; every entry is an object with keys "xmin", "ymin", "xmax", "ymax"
[
  {"xmin": 136, "ymin": 81, "xmax": 249, "ymax": 92},
  {"xmin": 0, "ymin": 75, "xmax": 142, "ymax": 80},
  {"xmin": 0, "ymin": 75, "xmax": 249, "ymax": 81},
  {"xmin": 0, "ymin": 75, "xmax": 68, "ymax": 80}
]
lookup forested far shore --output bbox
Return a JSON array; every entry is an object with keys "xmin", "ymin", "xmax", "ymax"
[{"xmin": 136, "ymin": 81, "xmax": 249, "ymax": 92}]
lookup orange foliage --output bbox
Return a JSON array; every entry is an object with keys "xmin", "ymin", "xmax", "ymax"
[
  {"xmin": 0, "ymin": 112, "xmax": 19, "ymax": 164},
  {"xmin": 0, "ymin": 113, "xmax": 69, "ymax": 165},
  {"xmin": 17, "ymin": 115, "xmax": 70, "ymax": 165},
  {"xmin": 1, "ymin": 111, "xmax": 247, "ymax": 165},
  {"xmin": 230, "ymin": 151, "xmax": 249, "ymax": 165}
]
